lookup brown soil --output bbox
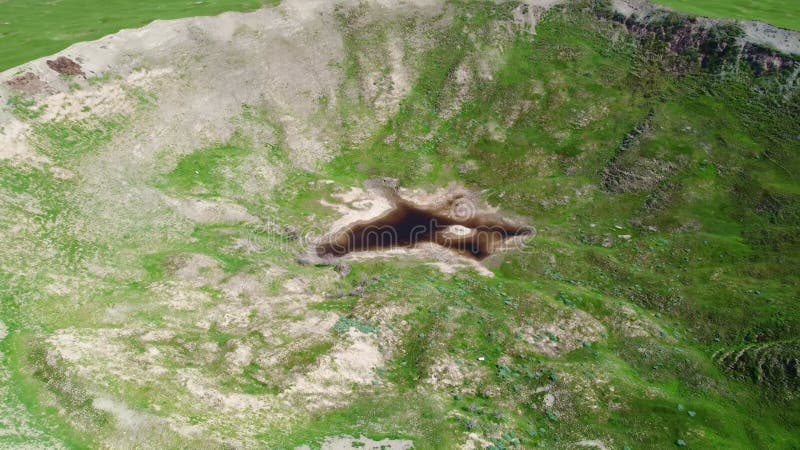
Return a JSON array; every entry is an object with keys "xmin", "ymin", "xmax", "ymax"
[
  {"xmin": 5, "ymin": 72, "xmax": 49, "ymax": 95},
  {"xmin": 46, "ymin": 56, "xmax": 84, "ymax": 76}
]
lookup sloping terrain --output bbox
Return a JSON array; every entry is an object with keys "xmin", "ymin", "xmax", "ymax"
[
  {"xmin": 0, "ymin": 0, "xmax": 799, "ymax": 448},
  {"xmin": 0, "ymin": 0, "xmax": 281, "ymax": 72}
]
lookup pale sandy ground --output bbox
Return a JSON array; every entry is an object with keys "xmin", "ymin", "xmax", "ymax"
[{"xmin": 295, "ymin": 435, "xmax": 413, "ymax": 450}]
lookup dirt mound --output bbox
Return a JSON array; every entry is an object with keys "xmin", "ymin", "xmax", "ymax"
[
  {"xmin": 5, "ymin": 72, "xmax": 49, "ymax": 95},
  {"xmin": 46, "ymin": 56, "xmax": 85, "ymax": 76}
]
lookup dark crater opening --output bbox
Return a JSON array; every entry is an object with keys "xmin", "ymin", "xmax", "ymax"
[{"xmin": 315, "ymin": 198, "xmax": 532, "ymax": 260}]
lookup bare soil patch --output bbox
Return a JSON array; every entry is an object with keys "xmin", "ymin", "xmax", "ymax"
[
  {"xmin": 5, "ymin": 72, "xmax": 49, "ymax": 95},
  {"xmin": 46, "ymin": 56, "xmax": 84, "ymax": 76}
]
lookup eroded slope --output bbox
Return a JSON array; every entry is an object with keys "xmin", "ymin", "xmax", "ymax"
[{"xmin": 1, "ymin": 0, "xmax": 799, "ymax": 448}]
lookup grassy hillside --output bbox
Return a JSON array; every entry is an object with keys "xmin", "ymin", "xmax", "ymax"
[
  {"xmin": 1, "ymin": 0, "xmax": 798, "ymax": 74},
  {"xmin": 0, "ymin": 0, "xmax": 279, "ymax": 72},
  {"xmin": 653, "ymin": 0, "xmax": 800, "ymax": 31},
  {"xmin": 1, "ymin": 0, "xmax": 799, "ymax": 448}
]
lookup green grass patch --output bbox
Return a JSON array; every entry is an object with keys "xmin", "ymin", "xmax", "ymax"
[
  {"xmin": 159, "ymin": 143, "xmax": 250, "ymax": 197},
  {"xmin": 332, "ymin": 316, "xmax": 378, "ymax": 335},
  {"xmin": 653, "ymin": 0, "xmax": 800, "ymax": 31},
  {"xmin": 6, "ymin": 95, "xmax": 45, "ymax": 120},
  {"xmin": 283, "ymin": 341, "xmax": 334, "ymax": 371},
  {"xmin": 33, "ymin": 117, "xmax": 125, "ymax": 165}
]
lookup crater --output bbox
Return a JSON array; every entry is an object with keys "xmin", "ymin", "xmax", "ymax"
[{"xmin": 315, "ymin": 192, "xmax": 532, "ymax": 260}]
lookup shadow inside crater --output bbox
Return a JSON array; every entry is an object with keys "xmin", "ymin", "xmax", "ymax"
[{"xmin": 315, "ymin": 197, "xmax": 532, "ymax": 260}]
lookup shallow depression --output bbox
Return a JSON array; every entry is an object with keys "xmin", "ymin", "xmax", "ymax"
[{"xmin": 315, "ymin": 197, "xmax": 532, "ymax": 260}]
